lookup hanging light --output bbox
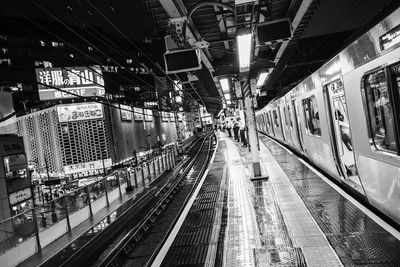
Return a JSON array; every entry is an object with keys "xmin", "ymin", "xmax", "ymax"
[
  {"xmin": 219, "ymin": 78, "xmax": 230, "ymax": 93},
  {"xmin": 237, "ymin": 31, "xmax": 252, "ymax": 72},
  {"xmin": 257, "ymin": 71, "xmax": 269, "ymax": 87}
]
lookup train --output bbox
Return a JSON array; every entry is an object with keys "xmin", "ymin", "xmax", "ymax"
[{"xmin": 256, "ymin": 7, "xmax": 400, "ymax": 226}]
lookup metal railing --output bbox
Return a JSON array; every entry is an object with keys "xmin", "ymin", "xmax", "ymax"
[{"xmin": 0, "ymin": 147, "xmax": 179, "ymax": 259}]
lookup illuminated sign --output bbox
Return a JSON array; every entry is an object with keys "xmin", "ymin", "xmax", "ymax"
[
  {"xmin": 120, "ymin": 104, "xmax": 132, "ymax": 121},
  {"xmin": 9, "ymin": 188, "xmax": 31, "ymax": 205},
  {"xmin": 161, "ymin": 111, "xmax": 169, "ymax": 122},
  {"xmin": 380, "ymin": 24, "xmax": 400, "ymax": 51},
  {"xmin": 178, "ymin": 112, "xmax": 184, "ymax": 122},
  {"xmin": 57, "ymin": 103, "xmax": 103, "ymax": 123},
  {"xmin": 133, "ymin": 107, "xmax": 144, "ymax": 121},
  {"xmin": 63, "ymin": 158, "xmax": 111, "ymax": 175},
  {"xmin": 78, "ymin": 177, "xmax": 101, "ymax": 187},
  {"xmin": 144, "ymin": 109, "xmax": 153, "ymax": 121},
  {"xmin": 36, "ymin": 66, "xmax": 105, "ymax": 100},
  {"xmin": 3, "ymin": 154, "xmax": 27, "ymax": 179},
  {"xmin": 170, "ymin": 112, "xmax": 175, "ymax": 122}
]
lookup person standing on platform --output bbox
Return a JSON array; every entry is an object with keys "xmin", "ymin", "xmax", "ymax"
[
  {"xmin": 233, "ymin": 117, "xmax": 240, "ymax": 141},
  {"xmin": 239, "ymin": 118, "xmax": 247, "ymax": 147},
  {"xmin": 226, "ymin": 119, "xmax": 233, "ymax": 137}
]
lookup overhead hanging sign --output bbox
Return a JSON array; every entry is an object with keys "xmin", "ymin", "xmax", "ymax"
[
  {"xmin": 57, "ymin": 103, "xmax": 103, "ymax": 123},
  {"xmin": 36, "ymin": 66, "xmax": 105, "ymax": 100}
]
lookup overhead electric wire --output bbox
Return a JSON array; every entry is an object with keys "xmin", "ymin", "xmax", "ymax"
[
  {"xmin": 0, "ymin": 2, "xmax": 195, "ymax": 110},
  {"xmin": 84, "ymin": 0, "xmax": 208, "ymax": 109}
]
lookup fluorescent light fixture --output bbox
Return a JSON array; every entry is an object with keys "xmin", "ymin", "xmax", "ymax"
[
  {"xmin": 220, "ymin": 78, "xmax": 230, "ymax": 93},
  {"xmin": 237, "ymin": 33, "xmax": 252, "ymax": 72},
  {"xmin": 257, "ymin": 72, "xmax": 269, "ymax": 87},
  {"xmin": 224, "ymin": 93, "xmax": 231, "ymax": 101}
]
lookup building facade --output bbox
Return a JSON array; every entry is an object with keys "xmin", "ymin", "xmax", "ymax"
[{"xmin": 17, "ymin": 102, "xmax": 189, "ymax": 179}]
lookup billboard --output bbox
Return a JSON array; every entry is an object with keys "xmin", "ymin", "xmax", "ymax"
[
  {"xmin": 63, "ymin": 158, "xmax": 112, "ymax": 175},
  {"xmin": 36, "ymin": 66, "xmax": 105, "ymax": 100},
  {"xmin": 57, "ymin": 103, "xmax": 103, "ymax": 123},
  {"xmin": 120, "ymin": 104, "xmax": 132, "ymax": 121}
]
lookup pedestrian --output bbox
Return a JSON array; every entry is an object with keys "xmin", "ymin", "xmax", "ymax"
[
  {"xmin": 239, "ymin": 118, "xmax": 247, "ymax": 147},
  {"xmin": 233, "ymin": 117, "xmax": 240, "ymax": 141},
  {"xmin": 227, "ymin": 119, "xmax": 234, "ymax": 137}
]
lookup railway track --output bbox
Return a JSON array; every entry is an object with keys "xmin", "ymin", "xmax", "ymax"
[
  {"xmin": 39, "ymin": 133, "xmax": 214, "ymax": 267},
  {"xmin": 104, "ymin": 133, "xmax": 215, "ymax": 267}
]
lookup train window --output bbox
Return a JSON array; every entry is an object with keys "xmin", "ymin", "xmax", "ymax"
[
  {"xmin": 283, "ymin": 107, "xmax": 288, "ymax": 126},
  {"xmin": 363, "ymin": 69, "xmax": 397, "ymax": 153},
  {"xmin": 302, "ymin": 96, "xmax": 321, "ymax": 136},
  {"xmin": 267, "ymin": 112, "xmax": 271, "ymax": 126},
  {"xmin": 273, "ymin": 110, "xmax": 279, "ymax": 127},
  {"xmin": 287, "ymin": 105, "xmax": 293, "ymax": 127}
]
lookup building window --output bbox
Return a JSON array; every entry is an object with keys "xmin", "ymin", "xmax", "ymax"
[
  {"xmin": 362, "ymin": 67, "xmax": 399, "ymax": 153},
  {"xmin": 303, "ymin": 96, "xmax": 321, "ymax": 136}
]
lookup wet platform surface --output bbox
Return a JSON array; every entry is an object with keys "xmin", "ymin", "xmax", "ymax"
[
  {"xmin": 166, "ymin": 132, "xmax": 400, "ymax": 266},
  {"xmin": 258, "ymin": 135, "xmax": 400, "ymax": 266}
]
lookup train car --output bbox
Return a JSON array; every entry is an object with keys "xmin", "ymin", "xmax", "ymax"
[{"xmin": 257, "ymin": 6, "xmax": 400, "ymax": 225}]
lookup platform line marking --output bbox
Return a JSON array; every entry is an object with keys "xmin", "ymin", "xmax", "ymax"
[
  {"xmin": 262, "ymin": 135, "xmax": 400, "ymax": 241},
  {"xmin": 151, "ymin": 136, "xmax": 218, "ymax": 267},
  {"xmin": 259, "ymin": 139, "xmax": 343, "ymax": 267},
  {"xmin": 204, "ymin": 165, "xmax": 227, "ymax": 267}
]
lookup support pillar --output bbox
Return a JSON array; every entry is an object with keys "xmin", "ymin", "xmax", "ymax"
[{"xmin": 241, "ymin": 79, "xmax": 268, "ymax": 180}]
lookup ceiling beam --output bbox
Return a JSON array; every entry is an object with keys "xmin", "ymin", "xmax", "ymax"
[
  {"xmin": 272, "ymin": 0, "xmax": 314, "ymax": 65},
  {"xmin": 158, "ymin": 0, "xmax": 225, "ymax": 111}
]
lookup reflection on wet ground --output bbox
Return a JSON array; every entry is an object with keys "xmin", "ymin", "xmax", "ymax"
[
  {"xmin": 251, "ymin": 180, "xmax": 307, "ymax": 267},
  {"xmin": 260, "ymin": 136, "xmax": 400, "ymax": 266}
]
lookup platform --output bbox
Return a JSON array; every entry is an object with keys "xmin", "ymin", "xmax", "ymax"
[{"xmin": 155, "ymin": 131, "xmax": 400, "ymax": 266}]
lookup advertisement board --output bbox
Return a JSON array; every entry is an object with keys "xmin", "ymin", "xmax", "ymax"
[
  {"xmin": 36, "ymin": 66, "xmax": 105, "ymax": 100},
  {"xmin": 133, "ymin": 107, "xmax": 144, "ymax": 121},
  {"xmin": 63, "ymin": 158, "xmax": 112, "ymax": 175},
  {"xmin": 9, "ymin": 188, "xmax": 31, "ymax": 205},
  {"xmin": 57, "ymin": 103, "xmax": 103, "ymax": 123},
  {"xmin": 120, "ymin": 104, "xmax": 132, "ymax": 121}
]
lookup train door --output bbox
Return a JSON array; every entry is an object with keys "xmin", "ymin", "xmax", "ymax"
[
  {"xmin": 278, "ymin": 107, "xmax": 286, "ymax": 141},
  {"xmin": 292, "ymin": 100, "xmax": 305, "ymax": 153},
  {"xmin": 263, "ymin": 113, "xmax": 269, "ymax": 134},
  {"xmin": 323, "ymin": 79, "xmax": 365, "ymax": 194},
  {"xmin": 269, "ymin": 111, "xmax": 275, "ymax": 136}
]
